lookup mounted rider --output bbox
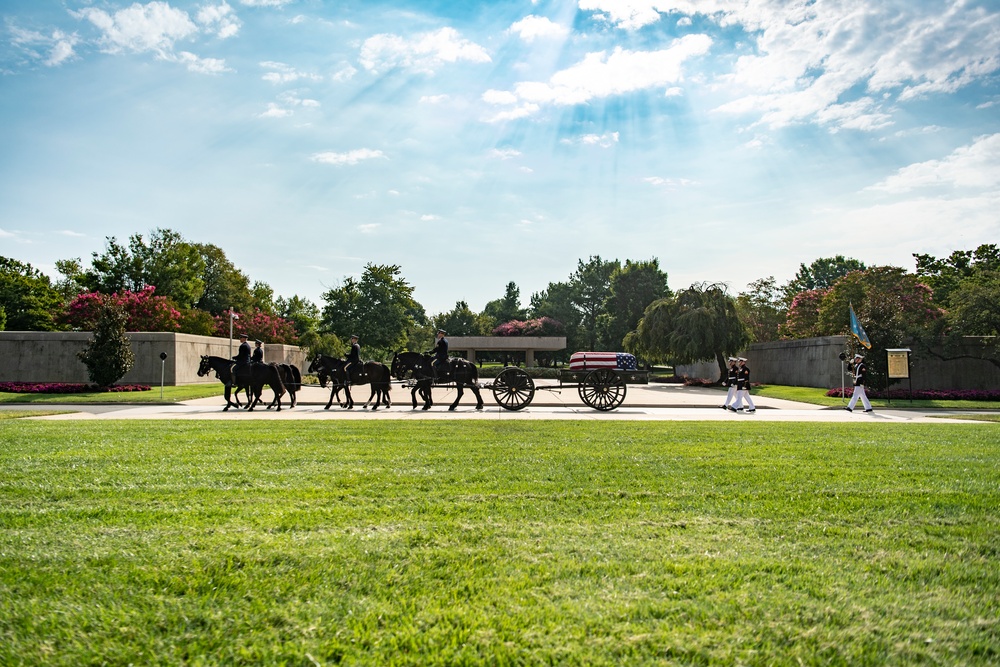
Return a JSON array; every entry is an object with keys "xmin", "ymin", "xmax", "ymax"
[
  {"xmin": 344, "ymin": 334, "xmax": 363, "ymax": 384},
  {"xmin": 251, "ymin": 338, "xmax": 264, "ymax": 364},
  {"xmin": 232, "ymin": 333, "xmax": 252, "ymax": 386},
  {"xmin": 428, "ymin": 329, "xmax": 449, "ymax": 380}
]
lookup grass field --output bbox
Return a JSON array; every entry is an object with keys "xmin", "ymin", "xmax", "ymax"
[
  {"xmin": 0, "ymin": 383, "xmax": 223, "ymax": 405},
  {"xmin": 1, "ymin": 421, "xmax": 998, "ymax": 666},
  {"xmin": 753, "ymin": 384, "xmax": 1000, "ymax": 410}
]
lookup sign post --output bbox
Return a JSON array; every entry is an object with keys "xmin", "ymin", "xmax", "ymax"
[
  {"xmin": 885, "ymin": 348, "xmax": 912, "ymax": 405},
  {"xmin": 159, "ymin": 352, "xmax": 168, "ymax": 400}
]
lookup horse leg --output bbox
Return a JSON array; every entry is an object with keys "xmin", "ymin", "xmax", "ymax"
[
  {"xmin": 470, "ymin": 384, "xmax": 485, "ymax": 410},
  {"xmin": 324, "ymin": 385, "xmax": 336, "ymax": 410},
  {"xmin": 223, "ymin": 384, "xmax": 233, "ymax": 411},
  {"xmin": 421, "ymin": 381, "xmax": 433, "ymax": 410},
  {"xmin": 364, "ymin": 386, "xmax": 377, "ymax": 410},
  {"xmin": 449, "ymin": 385, "xmax": 464, "ymax": 411},
  {"xmin": 409, "ymin": 385, "xmax": 419, "ymax": 409},
  {"xmin": 273, "ymin": 382, "xmax": 283, "ymax": 412},
  {"xmin": 343, "ymin": 385, "xmax": 353, "ymax": 409}
]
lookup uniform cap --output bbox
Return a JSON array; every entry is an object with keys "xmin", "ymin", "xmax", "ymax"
[
  {"xmin": 254, "ymin": 339, "xmax": 262, "ymax": 344},
  {"xmin": 350, "ymin": 334, "xmax": 359, "ymax": 340},
  {"xmin": 727, "ymin": 356, "xmax": 738, "ymax": 362},
  {"xmin": 437, "ymin": 329, "xmax": 447, "ymax": 335},
  {"xmin": 738, "ymin": 357, "xmax": 747, "ymax": 362},
  {"xmin": 238, "ymin": 333, "xmax": 248, "ymax": 339},
  {"xmin": 854, "ymin": 353, "xmax": 864, "ymax": 359}
]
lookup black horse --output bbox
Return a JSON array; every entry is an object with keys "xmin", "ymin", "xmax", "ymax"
[
  {"xmin": 390, "ymin": 351, "xmax": 484, "ymax": 411},
  {"xmin": 309, "ymin": 354, "xmax": 391, "ymax": 411},
  {"xmin": 251, "ymin": 363, "xmax": 301, "ymax": 410},
  {"xmin": 197, "ymin": 355, "xmax": 286, "ymax": 411}
]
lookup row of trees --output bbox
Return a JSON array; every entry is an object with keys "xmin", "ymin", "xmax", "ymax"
[{"xmin": 2, "ymin": 230, "xmax": 998, "ymax": 380}]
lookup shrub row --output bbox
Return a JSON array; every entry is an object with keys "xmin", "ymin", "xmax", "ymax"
[
  {"xmin": 0, "ymin": 382, "xmax": 151, "ymax": 394},
  {"xmin": 826, "ymin": 387, "xmax": 1000, "ymax": 401}
]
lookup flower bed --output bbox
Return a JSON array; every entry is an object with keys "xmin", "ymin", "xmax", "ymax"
[
  {"xmin": 826, "ymin": 387, "xmax": 1000, "ymax": 401},
  {"xmin": 0, "ymin": 382, "xmax": 151, "ymax": 394}
]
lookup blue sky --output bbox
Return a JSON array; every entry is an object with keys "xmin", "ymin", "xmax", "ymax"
[{"xmin": 2, "ymin": 0, "xmax": 999, "ymax": 316}]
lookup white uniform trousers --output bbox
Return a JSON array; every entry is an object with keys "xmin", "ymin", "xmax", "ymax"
[{"xmin": 847, "ymin": 384, "xmax": 872, "ymax": 411}]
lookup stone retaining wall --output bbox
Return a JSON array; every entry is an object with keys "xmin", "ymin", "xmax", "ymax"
[{"xmin": 0, "ymin": 332, "xmax": 307, "ymax": 385}]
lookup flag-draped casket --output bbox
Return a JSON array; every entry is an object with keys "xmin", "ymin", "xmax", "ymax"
[{"xmin": 568, "ymin": 352, "xmax": 638, "ymax": 371}]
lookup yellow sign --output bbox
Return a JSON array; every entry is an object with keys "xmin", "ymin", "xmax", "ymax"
[{"xmin": 887, "ymin": 350, "xmax": 910, "ymax": 379}]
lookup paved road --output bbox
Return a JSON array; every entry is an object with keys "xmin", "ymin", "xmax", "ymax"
[{"xmin": 5, "ymin": 383, "xmax": 988, "ymax": 423}]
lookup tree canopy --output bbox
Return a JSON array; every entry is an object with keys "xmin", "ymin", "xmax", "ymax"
[
  {"xmin": 627, "ymin": 282, "xmax": 748, "ymax": 375},
  {"xmin": 0, "ymin": 256, "xmax": 63, "ymax": 331}
]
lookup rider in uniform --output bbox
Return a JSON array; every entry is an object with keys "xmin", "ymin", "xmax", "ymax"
[
  {"xmin": 232, "ymin": 333, "xmax": 252, "ymax": 385},
  {"xmin": 251, "ymin": 339, "xmax": 264, "ymax": 364},
  {"xmin": 344, "ymin": 334, "xmax": 361, "ymax": 383},
  {"xmin": 429, "ymin": 329, "xmax": 449, "ymax": 379}
]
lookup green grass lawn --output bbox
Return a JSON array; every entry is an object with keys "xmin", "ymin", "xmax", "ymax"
[
  {"xmin": 1, "ymin": 421, "xmax": 997, "ymax": 666},
  {"xmin": 753, "ymin": 384, "xmax": 1000, "ymax": 410}
]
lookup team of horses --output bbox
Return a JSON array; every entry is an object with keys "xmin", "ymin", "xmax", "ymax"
[{"xmin": 198, "ymin": 350, "xmax": 485, "ymax": 412}]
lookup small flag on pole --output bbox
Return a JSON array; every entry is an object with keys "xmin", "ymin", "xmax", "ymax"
[{"xmin": 849, "ymin": 303, "xmax": 871, "ymax": 349}]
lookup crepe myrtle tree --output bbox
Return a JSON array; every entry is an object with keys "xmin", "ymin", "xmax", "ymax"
[{"xmin": 78, "ymin": 300, "xmax": 134, "ymax": 388}]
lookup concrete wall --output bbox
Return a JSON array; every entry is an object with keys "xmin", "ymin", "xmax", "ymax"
[
  {"xmin": 675, "ymin": 335, "xmax": 1000, "ymax": 390},
  {"xmin": 0, "ymin": 331, "xmax": 307, "ymax": 385}
]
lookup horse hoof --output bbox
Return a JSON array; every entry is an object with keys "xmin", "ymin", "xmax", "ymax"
[
  {"xmin": 449, "ymin": 406, "xmax": 457, "ymax": 411},
  {"xmin": 422, "ymin": 406, "xmax": 431, "ymax": 411},
  {"xmin": 476, "ymin": 405, "xmax": 484, "ymax": 411}
]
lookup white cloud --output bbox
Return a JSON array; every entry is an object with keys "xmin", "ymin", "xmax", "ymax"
[
  {"xmin": 420, "ymin": 214, "xmax": 440, "ymax": 221},
  {"xmin": 508, "ymin": 15, "xmax": 570, "ymax": 42},
  {"xmin": 420, "ymin": 94, "xmax": 450, "ymax": 104},
  {"xmin": 644, "ymin": 176, "xmax": 696, "ymax": 188},
  {"xmin": 311, "ymin": 149, "xmax": 386, "ymax": 165},
  {"xmin": 578, "ymin": 0, "xmax": 669, "ymax": 30},
  {"xmin": 71, "ymin": 1, "xmax": 235, "ymax": 74},
  {"xmin": 671, "ymin": 0, "xmax": 1000, "ymax": 131},
  {"xmin": 74, "ymin": 2, "xmax": 198, "ymax": 56},
  {"xmin": 259, "ymin": 103, "xmax": 293, "ymax": 118},
  {"xmin": 484, "ymin": 35, "xmax": 710, "ymax": 118},
  {"xmin": 261, "ymin": 61, "xmax": 323, "ymax": 83},
  {"xmin": 177, "ymin": 52, "xmax": 231, "ymax": 74},
  {"xmin": 197, "ymin": 2, "xmax": 241, "ymax": 39},
  {"xmin": 239, "ymin": 0, "xmax": 294, "ymax": 6},
  {"xmin": 489, "ymin": 148, "xmax": 522, "ymax": 160},
  {"xmin": 332, "ymin": 64, "xmax": 357, "ymax": 82},
  {"xmin": 868, "ymin": 134, "xmax": 1000, "ymax": 194},
  {"xmin": 562, "ymin": 132, "xmax": 620, "ymax": 148},
  {"xmin": 0, "ymin": 228, "xmax": 17, "ymax": 238},
  {"xmin": 358, "ymin": 223, "xmax": 381, "ymax": 233},
  {"xmin": 58, "ymin": 230, "xmax": 87, "ymax": 237},
  {"xmin": 359, "ymin": 27, "xmax": 491, "ymax": 74}
]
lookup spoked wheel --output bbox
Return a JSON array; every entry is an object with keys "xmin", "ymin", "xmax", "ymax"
[
  {"xmin": 492, "ymin": 367, "xmax": 535, "ymax": 411},
  {"xmin": 579, "ymin": 368, "xmax": 626, "ymax": 411}
]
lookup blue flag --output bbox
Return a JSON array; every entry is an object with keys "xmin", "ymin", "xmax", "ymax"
[{"xmin": 849, "ymin": 303, "xmax": 871, "ymax": 349}]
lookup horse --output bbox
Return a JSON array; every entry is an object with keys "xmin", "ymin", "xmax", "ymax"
[
  {"xmin": 309, "ymin": 354, "xmax": 391, "ymax": 411},
  {"xmin": 251, "ymin": 363, "xmax": 301, "ymax": 410},
  {"xmin": 390, "ymin": 351, "xmax": 484, "ymax": 411},
  {"xmin": 197, "ymin": 356, "xmax": 286, "ymax": 411}
]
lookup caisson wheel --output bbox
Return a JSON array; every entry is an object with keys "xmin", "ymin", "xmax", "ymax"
[{"xmin": 491, "ymin": 367, "xmax": 535, "ymax": 411}]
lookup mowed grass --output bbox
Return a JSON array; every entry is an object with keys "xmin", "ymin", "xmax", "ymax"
[
  {"xmin": 0, "ymin": 383, "xmax": 223, "ymax": 404},
  {"xmin": 753, "ymin": 384, "xmax": 1000, "ymax": 410},
  {"xmin": 1, "ymin": 421, "xmax": 997, "ymax": 666}
]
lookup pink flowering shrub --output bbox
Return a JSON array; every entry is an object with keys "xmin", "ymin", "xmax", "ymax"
[
  {"xmin": 492, "ymin": 317, "xmax": 565, "ymax": 337},
  {"xmin": 826, "ymin": 387, "xmax": 1000, "ymax": 401},
  {"xmin": 62, "ymin": 286, "xmax": 182, "ymax": 332},
  {"xmin": 0, "ymin": 382, "xmax": 150, "ymax": 393},
  {"xmin": 212, "ymin": 309, "xmax": 299, "ymax": 345}
]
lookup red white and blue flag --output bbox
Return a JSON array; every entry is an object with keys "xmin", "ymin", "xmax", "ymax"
[{"xmin": 569, "ymin": 352, "xmax": 638, "ymax": 371}]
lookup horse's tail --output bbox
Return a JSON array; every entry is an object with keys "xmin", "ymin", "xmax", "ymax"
[{"xmin": 289, "ymin": 364, "xmax": 302, "ymax": 390}]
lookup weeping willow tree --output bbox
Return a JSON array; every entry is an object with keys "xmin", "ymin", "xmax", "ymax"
[{"xmin": 625, "ymin": 282, "xmax": 749, "ymax": 377}]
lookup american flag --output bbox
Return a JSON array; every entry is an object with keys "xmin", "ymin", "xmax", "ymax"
[{"xmin": 569, "ymin": 352, "xmax": 637, "ymax": 371}]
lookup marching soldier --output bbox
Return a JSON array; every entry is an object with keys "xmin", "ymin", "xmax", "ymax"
[
  {"xmin": 721, "ymin": 357, "xmax": 738, "ymax": 410},
  {"xmin": 845, "ymin": 353, "xmax": 873, "ymax": 413},
  {"xmin": 728, "ymin": 357, "xmax": 756, "ymax": 413}
]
